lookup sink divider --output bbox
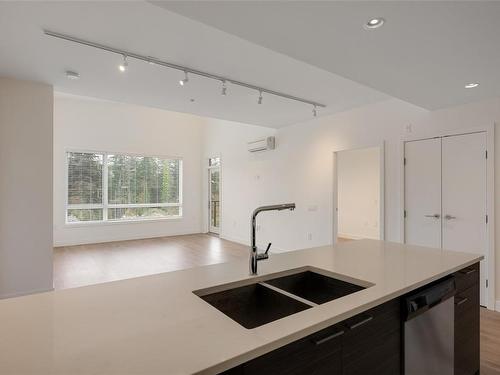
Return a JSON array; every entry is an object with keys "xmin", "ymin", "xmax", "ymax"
[{"xmin": 258, "ymin": 282, "xmax": 318, "ymax": 308}]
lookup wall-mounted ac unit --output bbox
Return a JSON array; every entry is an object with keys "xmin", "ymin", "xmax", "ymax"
[{"xmin": 247, "ymin": 136, "xmax": 276, "ymax": 153}]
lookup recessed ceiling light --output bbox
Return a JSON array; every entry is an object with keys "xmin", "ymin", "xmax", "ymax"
[
  {"xmin": 364, "ymin": 18, "xmax": 385, "ymax": 30},
  {"xmin": 65, "ymin": 70, "xmax": 80, "ymax": 80},
  {"xmin": 465, "ymin": 82, "xmax": 479, "ymax": 89}
]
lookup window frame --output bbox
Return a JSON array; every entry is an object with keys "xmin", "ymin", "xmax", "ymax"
[{"xmin": 65, "ymin": 149, "xmax": 183, "ymax": 225}]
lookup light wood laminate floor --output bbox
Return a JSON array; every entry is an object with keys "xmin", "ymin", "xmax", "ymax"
[
  {"xmin": 54, "ymin": 234, "xmax": 500, "ymax": 373},
  {"xmin": 53, "ymin": 233, "xmax": 247, "ymax": 290},
  {"xmin": 481, "ymin": 307, "xmax": 500, "ymax": 374}
]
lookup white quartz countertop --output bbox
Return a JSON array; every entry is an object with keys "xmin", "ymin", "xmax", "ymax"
[{"xmin": 0, "ymin": 240, "xmax": 482, "ymax": 375}]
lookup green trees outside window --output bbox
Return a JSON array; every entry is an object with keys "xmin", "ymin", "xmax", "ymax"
[{"xmin": 66, "ymin": 152, "xmax": 182, "ymax": 223}]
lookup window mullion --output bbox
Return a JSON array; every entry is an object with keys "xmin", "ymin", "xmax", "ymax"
[{"xmin": 103, "ymin": 152, "xmax": 108, "ymax": 221}]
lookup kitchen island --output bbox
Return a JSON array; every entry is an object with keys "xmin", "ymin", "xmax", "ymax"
[{"xmin": 0, "ymin": 239, "xmax": 481, "ymax": 374}]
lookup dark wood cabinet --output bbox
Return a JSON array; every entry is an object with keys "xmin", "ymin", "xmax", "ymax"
[
  {"xmin": 222, "ymin": 299, "xmax": 401, "ymax": 375},
  {"xmin": 453, "ymin": 263, "xmax": 480, "ymax": 375},
  {"xmin": 243, "ymin": 322, "xmax": 343, "ymax": 375},
  {"xmin": 222, "ymin": 264, "xmax": 479, "ymax": 375},
  {"xmin": 342, "ymin": 299, "xmax": 401, "ymax": 375}
]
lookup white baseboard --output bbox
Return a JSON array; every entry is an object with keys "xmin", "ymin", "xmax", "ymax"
[
  {"xmin": 220, "ymin": 234, "xmax": 248, "ymax": 246},
  {"xmin": 54, "ymin": 229, "xmax": 202, "ymax": 247},
  {"xmin": 220, "ymin": 234, "xmax": 286, "ymax": 253},
  {"xmin": 0, "ymin": 287, "xmax": 54, "ymax": 300},
  {"xmin": 338, "ymin": 232, "xmax": 381, "ymax": 240},
  {"xmin": 337, "ymin": 233, "xmax": 364, "ymax": 240}
]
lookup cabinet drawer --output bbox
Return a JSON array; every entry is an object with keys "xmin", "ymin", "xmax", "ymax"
[
  {"xmin": 453, "ymin": 263, "xmax": 479, "ymax": 293},
  {"xmin": 343, "ymin": 299, "xmax": 402, "ymax": 375},
  {"xmin": 343, "ymin": 328, "xmax": 401, "ymax": 375},
  {"xmin": 454, "ymin": 284, "xmax": 480, "ymax": 375},
  {"xmin": 222, "ymin": 299, "xmax": 402, "ymax": 375},
  {"xmin": 455, "ymin": 283, "xmax": 479, "ymax": 319},
  {"xmin": 343, "ymin": 299, "xmax": 400, "ymax": 348},
  {"xmin": 243, "ymin": 323, "xmax": 344, "ymax": 375}
]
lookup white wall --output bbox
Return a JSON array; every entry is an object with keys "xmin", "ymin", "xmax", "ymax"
[
  {"xmin": 201, "ymin": 118, "xmax": 277, "ymax": 246},
  {"xmin": 51, "ymin": 92, "xmax": 500, "ymax": 303},
  {"xmin": 0, "ymin": 77, "xmax": 53, "ymax": 298},
  {"xmin": 53, "ymin": 94, "xmax": 204, "ymax": 246},
  {"xmin": 203, "ymin": 99, "xmax": 425, "ymax": 251},
  {"xmin": 203, "ymin": 97, "xmax": 500, "ymax": 302},
  {"xmin": 337, "ymin": 147, "xmax": 380, "ymax": 240}
]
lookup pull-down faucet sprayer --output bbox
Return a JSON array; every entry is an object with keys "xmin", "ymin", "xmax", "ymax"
[{"xmin": 250, "ymin": 203, "xmax": 296, "ymax": 275}]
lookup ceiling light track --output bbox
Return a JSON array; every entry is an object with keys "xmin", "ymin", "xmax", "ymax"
[{"xmin": 44, "ymin": 29, "xmax": 326, "ymax": 110}]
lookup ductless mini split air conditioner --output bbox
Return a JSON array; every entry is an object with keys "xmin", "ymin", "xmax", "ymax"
[{"xmin": 247, "ymin": 136, "xmax": 276, "ymax": 153}]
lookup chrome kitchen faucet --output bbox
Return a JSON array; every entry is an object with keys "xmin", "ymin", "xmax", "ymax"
[{"xmin": 250, "ymin": 203, "xmax": 296, "ymax": 275}]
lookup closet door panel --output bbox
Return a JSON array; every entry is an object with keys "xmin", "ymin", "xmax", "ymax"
[
  {"xmin": 404, "ymin": 138, "xmax": 442, "ymax": 248},
  {"xmin": 442, "ymin": 132, "xmax": 487, "ymax": 306}
]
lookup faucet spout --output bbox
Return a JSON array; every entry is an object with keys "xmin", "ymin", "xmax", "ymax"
[{"xmin": 250, "ymin": 203, "xmax": 295, "ymax": 275}]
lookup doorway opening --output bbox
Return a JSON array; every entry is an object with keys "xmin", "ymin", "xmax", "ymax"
[
  {"xmin": 333, "ymin": 145, "xmax": 384, "ymax": 243},
  {"xmin": 208, "ymin": 157, "xmax": 221, "ymax": 235}
]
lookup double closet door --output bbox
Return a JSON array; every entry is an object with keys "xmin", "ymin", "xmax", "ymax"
[{"xmin": 404, "ymin": 132, "xmax": 488, "ymax": 306}]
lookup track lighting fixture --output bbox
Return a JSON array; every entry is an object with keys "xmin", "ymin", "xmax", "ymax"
[
  {"xmin": 44, "ymin": 30, "xmax": 327, "ymax": 115},
  {"xmin": 118, "ymin": 55, "xmax": 128, "ymax": 72},
  {"xmin": 312, "ymin": 105, "xmax": 317, "ymax": 117},
  {"xmin": 179, "ymin": 71, "xmax": 189, "ymax": 86}
]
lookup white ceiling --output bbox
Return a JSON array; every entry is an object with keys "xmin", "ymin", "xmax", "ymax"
[
  {"xmin": 0, "ymin": 1, "xmax": 389, "ymax": 128},
  {"xmin": 158, "ymin": 1, "xmax": 500, "ymax": 110}
]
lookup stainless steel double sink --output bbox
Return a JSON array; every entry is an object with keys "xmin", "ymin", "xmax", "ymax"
[{"xmin": 193, "ymin": 267, "xmax": 372, "ymax": 329}]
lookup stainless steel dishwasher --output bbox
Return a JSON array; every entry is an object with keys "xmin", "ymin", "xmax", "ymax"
[{"xmin": 404, "ymin": 277, "xmax": 456, "ymax": 375}]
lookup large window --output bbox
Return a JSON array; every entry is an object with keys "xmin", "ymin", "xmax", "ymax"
[{"xmin": 66, "ymin": 151, "xmax": 182, "ymax": 223}]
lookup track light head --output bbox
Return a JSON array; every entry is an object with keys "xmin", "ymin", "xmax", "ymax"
[
  {"xmin": 312, "ymin": 105, "xmax": 317, "ymax": 117},
  {"xmin": 179, "ymin": 71, "xmax": 189, "ymax": 86},
  {"xmin": 118, "ymin": 55, "xmax": 128, "ymax": 72},
  {"xmin": 221, "ymin": 80, "xmax": 227, "ymax": 96},
  {"xmin": 258, "ymin": 90, "xmax": 263, "ymax": 104}
]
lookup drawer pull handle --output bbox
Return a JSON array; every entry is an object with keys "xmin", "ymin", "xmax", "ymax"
[
  {"xmin": 455, "ymin": 297, "xmax": 469, "ymax": 306},
  {"xmin": 348, "ymin": 316, "xmax": 373, "ymax": 330},
  {"xmin": 313, "ymin": 330, "xmax": 345, "ymax": 345},
  {"xmin": 460, "ymin": 268, "xmax": 477, "ymax": 275}
]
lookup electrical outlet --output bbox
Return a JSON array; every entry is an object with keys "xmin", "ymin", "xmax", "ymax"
[{"xmin": 307, "ymin": 233, "xmax": 313, "ymax": 241}]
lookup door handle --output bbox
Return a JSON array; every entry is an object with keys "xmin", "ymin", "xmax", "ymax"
[
  {"xmin": 444, "ymin": 215, "xmax": 457, "ymax": 220},
  {"xmin": 424, "ymin": 214, "xmax": 440, "ymax": 219}
]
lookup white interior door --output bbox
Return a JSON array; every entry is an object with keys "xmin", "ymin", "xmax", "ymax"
[
  {"xmin": 404, "ymin": 138, "xmax": 442, "ymax": 248},
  {"xmin": 442, "ymin": 132, "xmax": 487, "ymax": 306}
]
